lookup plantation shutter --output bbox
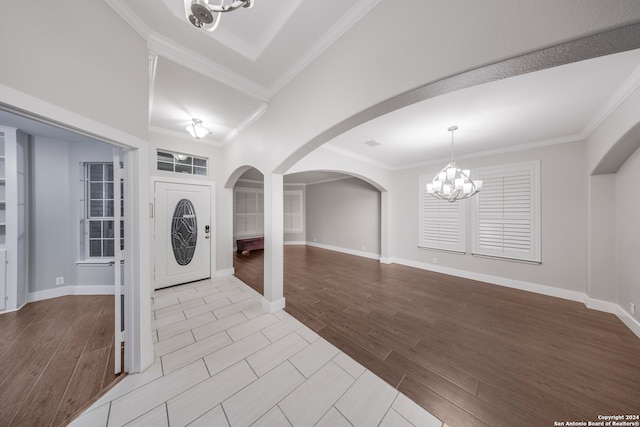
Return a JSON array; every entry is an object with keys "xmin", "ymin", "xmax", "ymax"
[
  {"xmin": 234, "ymin": 188, "xmax": 263, "ymax": 236},
  {"xmin": 257, "ymin": 191, "xmax": 264, "ymax": 233},
  {"xmin": 472, "ymin": 161, "xmax": 540, "ymax": 262},
  {"xmin": 418, "ymin": 175, "xmax": 465, "ymax": 252},
  {"xmin": 283, "ymin": 191, "xmax": 303, "ymax": 233}
]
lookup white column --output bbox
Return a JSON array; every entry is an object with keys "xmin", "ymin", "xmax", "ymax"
[
  {"xmin": 380, "ymin": 191, "xmax": 391, "ymax": 264},
  {"xmin": 262, "ymin": 173, "xmax": 285, "ymax": 312}
]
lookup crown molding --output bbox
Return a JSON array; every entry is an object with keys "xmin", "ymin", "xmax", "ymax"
[
  {"xmin": 222, "ymin": 102, "xmax": 270, "ymax": 145},
  {"xmin": 266, "ymin": 0, "xmax": 383, "ymax": 96},
  {"xmin": 394, "ymin": 134, "xmax": 586, "ymax": 172},
  {"xmin": 104, "ymin": 0, "xmax": 151, "ymax": 40},
  {"xmin": 582, "ymin": 61, "xmax": 640, "ymax": 138},
  {"xmin": 147, "ymin": 31, "xmax": 270, "ymax": 101},
  {"xmin": 105, "ymin": 0, "xmax": 381, "ymax": 101}
]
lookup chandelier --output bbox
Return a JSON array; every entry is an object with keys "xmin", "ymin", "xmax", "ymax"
[
  {"xmin": 426, "ymin": 126, "xmax": 482, "ymax": 202},
  {"xmin": 184, "ymin": 0, "xmax": 255, "ymax": 32},
  {"xmin": 186, "ymin": 118, "xmax": 211, "ymax": 139}
]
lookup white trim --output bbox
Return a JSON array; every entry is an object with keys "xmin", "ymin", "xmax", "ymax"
[
  {"xmin": 284, "ymin": 241, "xmax": 306, "ymax": 246},
  {"xmin": 222, "ymin": 102, "xmax": 270, "ymax": 145},
  {"xmin": 306, "ymin": 241, "xmax": 380, "ymax": 261},
  {"xmin": 583, "ymin": 62, "xmax": 640, "ymax": 138},
  {"xmin": 379, "ymin": 257, "xmax": 392, "ymax": 264},
  {"xmin": 615, "ymin": 306, "xmax": 640, "ymax": 339},
  {"xmin": 0, "ymin": 83, "xmax": 150, "ymax": 374},
  {"xmin": 262, "ymin": 296, "xmax": 286, "ymax": 313},
  {"xmin": 215, "ymin": 267, "xmax": 235, "ymax": 277},
  {"xmin": 266, "ymin": 0, "xmax": 382, "ymax": 97},
  {"xmin": 389, "ymin": 256, "xmax": 640, "ymax": 340},
  {"xmin": 28, "ymin": 285, "xmax": 115, "ymax": 303}
]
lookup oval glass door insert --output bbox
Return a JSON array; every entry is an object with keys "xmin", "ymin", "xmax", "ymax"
[{"xmin": 171, "ymin": 199, "xmax": 198, "ymax": 266}]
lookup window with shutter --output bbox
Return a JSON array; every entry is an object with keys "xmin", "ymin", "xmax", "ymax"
[
  {"xmin": 283, "ymin": 190, "xmax": 303, "ymax": 233},
  {"xmin": 418, "ymin": 174, "xmax": 465, "ymax": 252},
  {"xmin": 234, "ymin": 188, "xmax": 263, "ymax": 236},
  {"xmin": 471, "ymin": 160, "xmax": 540, "ymax": 262}
]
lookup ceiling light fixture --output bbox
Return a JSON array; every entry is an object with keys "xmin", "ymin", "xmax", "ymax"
[
  {"xmin": 426, "ymin": 126, "xmax": 482, "ymax": 202},
  {"xmin": 184, "ymin": 0, "xmax": 255, "ymax": 32},
  {"xmin": 186, "ymin": 118, "xmax": 211, "ymax": 139}
]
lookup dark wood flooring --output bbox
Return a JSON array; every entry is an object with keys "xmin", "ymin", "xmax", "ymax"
[
  {"xmin": 234, "ymin": 245, "xmax": 640, "ymax": 427},
  {"xmin": 0, "ymin": 295, "xmax": 123, "ymax": 427}
]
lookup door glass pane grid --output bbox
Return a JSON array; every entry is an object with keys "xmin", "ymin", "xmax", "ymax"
[
  {"xmin": 157, "ymin": 150, "xmax": 208, "ymax": 176},
  {"xmin": 88, "ymin": 219, "xmax": 115, "ymax": 257}
]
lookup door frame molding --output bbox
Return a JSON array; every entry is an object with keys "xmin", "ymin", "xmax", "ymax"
[{"xmin": 151, "ymin": 176, "xmax": 216, "ymax": 290}]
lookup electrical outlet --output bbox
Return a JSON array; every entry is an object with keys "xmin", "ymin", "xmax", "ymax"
[
  {"xmin": 313, "ymin": 237, "xmax": 317, "ymax": 242},
  {"xmin": 631, "ymin": 303, "xmax": 636, "ymax": 316},
  {"xmin": 362, "ymin": 245, "xmax": 366, "ymax": 251},
  {"xmin": 432, "ymin": 257, "xmax": 438, "ymax": 264},
  {"xmin": 56, "ymin": 277, "xmax": 64, "ymax": 286}
]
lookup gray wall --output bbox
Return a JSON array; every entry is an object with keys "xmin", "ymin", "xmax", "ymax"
[
  {"xmin": 390, "ymin": 140, "xmax": 589, "ymax": 293},
  {"xmin": 30, "ymin": 136, "xmax": 114, "ymax": 294},
  {"xmin": 615, "ymin": 146, "xmax": 640, "ymax": 322},
  {"xmin": 306, "ymin": 177, "xmax": 381, "ymax": 255}
]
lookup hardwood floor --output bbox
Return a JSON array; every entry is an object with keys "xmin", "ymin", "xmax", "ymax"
[
  {"xmin": 0, "ymin": 295, "xmax": 123, "ymax": 427},
  {"xmin": 234, "ymin": 245, "xmax": 640, "ymax": 427}
]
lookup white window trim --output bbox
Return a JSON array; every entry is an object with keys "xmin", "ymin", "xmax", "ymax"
[
  {"xmin": 471, "ymin": 160, "xmax": 541, "ymax": 263},
  {"xmin": 84, "ymin": 162, "xmax": 124, "ymax": 259},
  {"xmin": 418, "ymin": 174, "xmax": 466, "ymax": 253},
  {"xmin": 283, "ymin": 190, "xmax": 304, "ymax": 234}
]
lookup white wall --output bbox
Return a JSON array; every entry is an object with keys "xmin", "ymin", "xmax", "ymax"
[
  {"xmin": 390, "ymin": 140, "xmax": 589, "ymax": 294},
  {"xmin": 615, "ymin": 146, "xmax": 640, "ymax": 323},
  {"xmin": 306, "ymin": 177, "xmax": 381, "ymax": 256},
  {"xmin": 224, "ymin": 0, "xmax": 640, "ymax": 180},
  {"xmin": 0, "ymin": 1, "xmax": 148, "ymax": 140},
  {"xmin": 588, "ymin": 174, "xmax": 617, "ymax": 303}
]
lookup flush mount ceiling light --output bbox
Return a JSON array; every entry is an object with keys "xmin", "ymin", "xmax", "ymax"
[
  {"xmin": 184, "ymin": 0, "xmax": 255, "ymax": 32},
  {"xmin": 186, "ymin": 118, "xmax": 211, "ymax": 139},
  {"xmin": 426, "ymin": 126, "xmax": 482, "ymax": 202}
]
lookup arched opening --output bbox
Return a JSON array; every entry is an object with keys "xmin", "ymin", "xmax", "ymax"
[{"xmin": 230, "ymin": 167, "xmax": 265, "ymax": 295}]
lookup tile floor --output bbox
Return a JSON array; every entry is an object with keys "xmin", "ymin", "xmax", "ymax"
[{"xmin": 70, "ymin": 276, "xmax": 444, "ymax": 427}]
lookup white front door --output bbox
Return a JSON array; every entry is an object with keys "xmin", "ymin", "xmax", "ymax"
[{"xmin": 154, "ymin": 182, "xmax": 211, "ymax": 289}]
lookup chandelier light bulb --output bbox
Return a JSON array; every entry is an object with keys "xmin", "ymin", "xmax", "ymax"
[
  {"xmin": 185, "ymin": 0, "xmax": 254, "ymax": 33},
  {"xmin": 426, "ymin": 126, "xmax": 482, "ymax": 202}
]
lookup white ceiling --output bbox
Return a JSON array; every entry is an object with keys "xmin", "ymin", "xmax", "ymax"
[
  {"xmin": 326, "ymin": 48, "xmax": 640, "ymax": 170},
  {"xmin": 106, "ymin": 1, "xmax": 640, "ymax": 172}
]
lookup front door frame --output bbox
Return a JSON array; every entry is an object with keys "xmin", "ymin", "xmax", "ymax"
[{"xmin": 151, "ymin": 176, "xmax": 216, "ymax": 290}]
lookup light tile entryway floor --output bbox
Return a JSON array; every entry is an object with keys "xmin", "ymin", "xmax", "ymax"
[{"xmin": 70, "ymin": 276, "xmax": 443, "ymax": 427}]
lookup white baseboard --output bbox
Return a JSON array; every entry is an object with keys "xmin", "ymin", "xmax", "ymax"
[
  {"xmin": 389, "ymin": 256, "xmax": 640, "ymax": 340},
  {"xmin": 616, "ymin": 306, "xmax": 640, "ymax": 339},
  {"xmin": 306, "ymin": 241, "xmax": 381, "ymax": 261},
  {"xmin": 379, "ymin": 257, "xmax": 393, "ymax": 264},
  {"xmin": 284, "ymin": 241, "xmax": 306, "ymax": 246},
  {"xmin": 215, "ymin": 268, "xmax": 235, "ymax": 277},
  {"xmin": 262, "ymin": 296, "xmax": 285, "ymax": 313},
  {"xmin": 28, "ymin": 285, "xmax": 115, "ymax": 303}
]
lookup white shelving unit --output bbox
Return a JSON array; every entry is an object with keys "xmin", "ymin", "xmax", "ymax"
[{"xmin": 0, "ymin": 127, "xmax": 29, "ymax": 312}]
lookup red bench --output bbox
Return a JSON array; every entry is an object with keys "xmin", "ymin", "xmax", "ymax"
[{"xmin": 236, "ymin": 237, "xmax": 264, "ymax": 255}]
